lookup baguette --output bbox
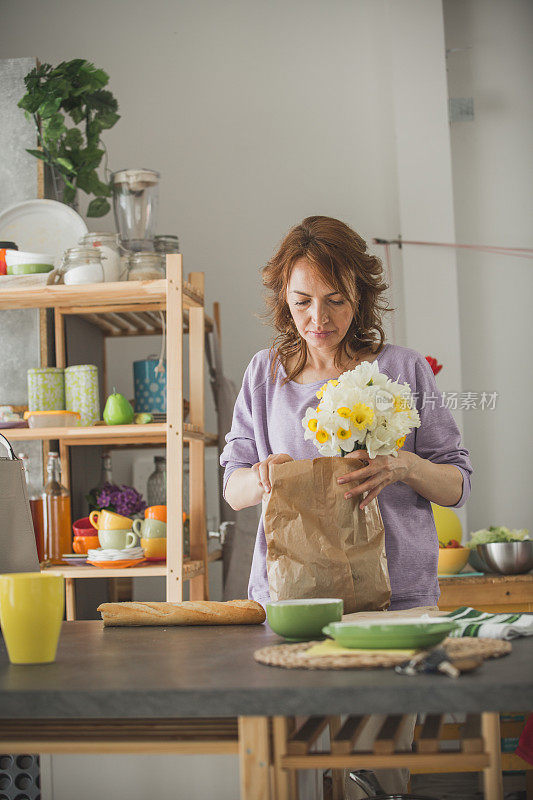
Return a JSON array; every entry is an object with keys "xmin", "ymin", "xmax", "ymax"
[{"xmin": 97, "ymin": 599, "xmax": 266, "ymax": 627}]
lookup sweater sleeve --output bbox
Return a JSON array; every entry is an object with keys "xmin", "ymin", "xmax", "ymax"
[
  {"xmin": 219, "ymin": 357, "xmax": 260, "ymax": 497},
  {"xmin": 411, "ymin": 355, "xmax": 473, "ymax": 508}
]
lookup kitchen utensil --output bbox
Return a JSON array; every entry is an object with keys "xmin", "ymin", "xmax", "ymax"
[
  {"xmin": 0, "ymin": 420, "xmax": 28, "ymax": 429},
  {"xmin": 5, "ymin": 249, "xmax": 54, "ymax": 274},
  {"xmin": 111, "ymin": 168, "xmax": 160, "ymax": 250},
  {"xmin": 61, "ymin": 553, "xmax": 88, "ymax": 565},
  {"xmin": 145, "ymin": 505, "xmax": 167, "ymax": 522},
  {"xmin": 0, "ymin": 572, "xmax": 64, "ymax": 664},
  {"xmin": 98, "ymin": 529, "xmax": 139, "ymax": 550},
  {"xmin": 146, "ymin": 456, "xmax": 166, "ymax": 504},
  {"xmin": 322, "ymin": 618, "xmax": 457, "ymax": 650},
  {"xmin": 266, "ymin": 598, "xmax": 343, "ymax": 641},
  {"xmin": 133, "ymin": 356, "xmax": 167, "ymax": 412},
  {"xmin": 132, "ymin": 518, "xmax": 166, "ymax": 539},
  {"xmin": 141, "ymin": 536, "xmax": 166, "ymax": 560},
  {"xmin": 477, "ymin": 541, "xmax": 533, "ymax": 574},
  {"xmin": 127, "ymin": 251, "xmax": 165, "ymax": 280},
  {"xmin": 437, "ymin": 546, "xmax": 470, "ymax": 575},
  {"xmin": 24, "ymin": 410, "xmax": 80, "ymax": 428},
  {"xmin": 87, "ymin": 557, "xmax": 146, "ymax": 569},
  {"xmin": 89, "ymin": 509, "xmax": 133, "ymax": 530},
  {"xmin": 72, "ymin": 516, "xmax": 98, "ymax": 537},
  {"xmin": 0, "ymin": 199, "xmax": 88, "ymax": 266},
  {"xmin": 64, "ymin": 364, "xmax": 100, "ymax": 426},
  {"xmin": 27, "ymin": 367, "xmax": 65, "ymax": 411},
  {"xmin": 154, "ymin": 234, "xmax": 180, "ymax": 254},
  {"xmin": 468, "ymin": 549, "xmax": 493, "ymax": 573}
]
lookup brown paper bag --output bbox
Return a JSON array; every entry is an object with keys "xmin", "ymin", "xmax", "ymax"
[{"xmin": 263, "ymin": 457, "xmax": 391, "ymax": 613}]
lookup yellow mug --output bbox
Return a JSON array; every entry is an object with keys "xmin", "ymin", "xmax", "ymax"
[
  {"xmin": 0, "ymin": 572, "xmax": 64, "ymax": 664},
  {"xmin": 89, "ymin": 509, "xmax": 133, "ymax": 530},
  {"xmin": 141, "ymin": 537, "xmax": 166, "ymax": 560}
]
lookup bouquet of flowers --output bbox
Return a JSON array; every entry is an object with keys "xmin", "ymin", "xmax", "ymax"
[
  {"xmin": 302, "ymin": 360, "xmax": 421, "ymax": 459},
  {"xmin": 86, "ymin": 483, "xmax": 147, "ymax": 517}
]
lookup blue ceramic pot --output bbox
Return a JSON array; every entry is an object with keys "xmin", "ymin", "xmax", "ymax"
[{"xmin": 133, "ymin": 358, "xmax": 166, "ymax": 413}]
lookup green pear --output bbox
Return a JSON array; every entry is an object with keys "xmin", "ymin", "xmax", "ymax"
[{"xmin": 103, "ymin": 388, "xmax": 134, "ymax": 425}]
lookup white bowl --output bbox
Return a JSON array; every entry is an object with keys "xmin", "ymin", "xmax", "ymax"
[{"xmin": 5, "ymin": 249, "xmax": 54, "ymax": 275}]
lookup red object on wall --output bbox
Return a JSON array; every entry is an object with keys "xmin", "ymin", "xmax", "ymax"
[
  {"xmin": 426, "ymin": 356, "xmax": 443, "ymax": 376},
  {"xmin": 0, "ymin": 249, "xmax": 7, "ymax": 276}
]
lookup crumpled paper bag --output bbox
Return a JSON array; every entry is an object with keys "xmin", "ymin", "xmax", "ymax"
[{"xmin": 263, "ymin": 457, "xmax": 391, "ymax": 613}]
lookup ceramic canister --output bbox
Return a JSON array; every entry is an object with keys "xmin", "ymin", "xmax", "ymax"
[
  {"xmin": 64, "ymin": 364, "xmax": 100, "ymax": 426},
  {"xmin": 133, "ymin": 358, "xmax": 166, "ymax": 413},
  {"xmin": 27, "ymin": 368, "xmax": 65, "ymax": 411}
]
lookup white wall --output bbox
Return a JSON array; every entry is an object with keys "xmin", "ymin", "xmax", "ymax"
[{"xmin": 443, "ymin": 0, "xmax": 533, "ymax": 530}]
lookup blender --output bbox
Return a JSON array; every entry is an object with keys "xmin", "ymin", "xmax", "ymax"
[{"xmin": 111, "ymin": 168, "xmax": 160, "ymax": 252}]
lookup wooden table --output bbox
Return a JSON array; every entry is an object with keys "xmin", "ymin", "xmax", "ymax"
[
  {"xmin": 439, "ymin": 572, "xmax": 533, "ymax": 613},
  {"xmin": 1, "ymin": 621, "xmax": 532, "ymax": 799}
]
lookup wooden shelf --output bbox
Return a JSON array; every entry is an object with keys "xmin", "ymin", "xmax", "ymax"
[
  {"xmin": 3, "ymin": 422, "xmax": 218, "ymax": 447},
  {"xmin": 0, "ymin": 277, "xmax": 203, "ymax": 311},
  {"xmin": 41, "ymin": 550, "xmax": 222, "ymax": 581}
]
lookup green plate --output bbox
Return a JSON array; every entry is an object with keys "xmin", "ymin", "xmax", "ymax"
[{"xmin": 322, "ymin": 617, "xmax": 458, "ymax": 649}]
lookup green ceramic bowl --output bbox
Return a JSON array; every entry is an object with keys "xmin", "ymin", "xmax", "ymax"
[
  {"xmin": 266, "ymin": 598, "xmax": 343, "ymax": 641},
  {"xmin": 322, "ymin": 617, "xmax": 458, "ymax": 650}
]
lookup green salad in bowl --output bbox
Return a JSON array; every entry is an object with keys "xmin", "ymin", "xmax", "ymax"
[{"xmin": 466, "ymin": 526, "xmax": 530, "ymax": 548}]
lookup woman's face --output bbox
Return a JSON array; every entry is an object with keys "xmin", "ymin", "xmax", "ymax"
[{"xmin": 286, "ymin": 258, "xmax": 354, "ymax": 353}]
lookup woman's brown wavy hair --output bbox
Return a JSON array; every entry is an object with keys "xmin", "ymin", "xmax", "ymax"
[{"xmin": 262, "ymin": 216, "xmax": 392, "ymax": 384}]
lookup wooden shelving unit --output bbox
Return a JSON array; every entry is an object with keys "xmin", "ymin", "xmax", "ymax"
[{"xmin": 0, "ymin": 255, "xmax": 219, "ymax": 615}]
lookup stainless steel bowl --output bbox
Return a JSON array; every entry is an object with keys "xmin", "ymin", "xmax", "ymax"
[
  {"xmin": 477, "ymin": 541, "xmax": 533, "ymax": 575},
  {"xmin": 468, "ymin": 549, "xmax": 494, "ymax": 573}
]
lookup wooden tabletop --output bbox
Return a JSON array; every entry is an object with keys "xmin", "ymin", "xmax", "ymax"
[{"xmin": 1, "ymin": 621, "xmax": 532, "ymax": 719}]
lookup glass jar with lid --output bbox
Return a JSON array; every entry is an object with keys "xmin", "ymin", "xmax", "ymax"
[
  {"xmin": 59, "ymin": 247, "xmax": 104, "ymax": 285},
  {"xmin": 154, "ymin": 235, "xmax": 180, "ymax": 255},
  {"xmin": 79, "ymin": 232, "xmax": 123, "ymax": 282},
  {"xmin": 127, "ymin": 252, "xmax": 165, "ymax": 281}
]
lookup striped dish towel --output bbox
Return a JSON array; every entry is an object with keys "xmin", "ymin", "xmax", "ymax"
[{"xmin": 446, "ymin": 607, "xmax": 533, "ymax": 640}]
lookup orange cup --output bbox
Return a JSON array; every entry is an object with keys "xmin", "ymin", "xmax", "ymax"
[
  {"xmin": 73, "ymin": 535, "xmax": 100, "ymax": 554},
  {"xmin": 145, "ymin": 505, "xmax": 167, "ymax": 523}
]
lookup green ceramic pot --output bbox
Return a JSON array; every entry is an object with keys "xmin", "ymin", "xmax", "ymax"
[
  {"xmin": 27, "ymin": 368, "xmax": 65, "ymax": 412},
  {"xmin": 266, "ymin": 599, "xmax": 343, "ymax": 641}
]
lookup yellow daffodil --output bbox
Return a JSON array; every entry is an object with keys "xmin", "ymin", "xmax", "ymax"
[
  {"xmin": 350, "ymin": 402, "xmax": 374, "ymax": 430},
  {"xmin": 337, "ymin": 406, "xmax": 351, "ymax": 418},
  {"xmin": 308, "ymin": 418, "xmax": 318, "ymax": 432},
  {"xmin": 316, "ymin": 428, "xmax": 329, "ymax": 444},
  {"xmin": 337, "ymin": 427, "xmax": 352, "ymax": 440},
  {"xmin": 396, "ymin": 435, "xmax": 406, "ymax": 449},
  {"xmin": 316, "ymin": 379, "xmax": 339, "ymax": 400}
]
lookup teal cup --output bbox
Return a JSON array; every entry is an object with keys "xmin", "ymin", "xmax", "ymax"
[
  {"xmin": 266, "ymin": 598, "xmax": 343, "ymax": 641},
  {"xmin": 132, "ymin": 518, "xmax": 167, "ymax": 539},
  {"xmin": 98, "ymin": 529, "xmax": 139, "ymax": 550}
]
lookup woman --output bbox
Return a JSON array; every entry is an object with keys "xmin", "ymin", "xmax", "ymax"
[{"xmin": 221, "ymin": 215, "xmax": 473, "ymax": 612}]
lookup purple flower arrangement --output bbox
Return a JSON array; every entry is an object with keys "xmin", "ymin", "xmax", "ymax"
[{"xmin": 95, "ymin": 483, "xmax": 146, "ymax": 517}]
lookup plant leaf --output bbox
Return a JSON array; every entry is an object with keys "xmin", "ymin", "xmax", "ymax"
[
  {"xmin": 25, "ymin": 148, "xmax": 48, "ymax": 161},
  {"xmin": 87, "ymin": 197, "xmax": 110, "ymax": 217},
  {"xmin": 97, "ymin": 109, "xmax": 120, "ymax": 130},
  {"xmin": 64, "ymin": 128, "xmax": 83, "ymax": 148},
  {"xmin": 70, "ymin": 107, "xmax": 85, "ymax": 125},
  {"xmin": 62, "ymin": 183, "xmax": 77, "ymax": 204},
  {"xmin": 38, "ymin": 97, "xmax": 62, "ymax": 118},
  {"xmin": 55, "ymin": 156, "xmax": 74, "ymax": 173}
]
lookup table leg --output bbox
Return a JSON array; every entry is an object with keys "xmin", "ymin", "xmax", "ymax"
[
  {"xmin": 65, "ymin": 578, "xmax": 76, "ymax": 621},
  {"xmin": 272, "ymin": 717, "xmax": 299, "ymax": 800},
  {"xmin": 482, "ymin": 712, "xmax": 503, "ymax": 800},
  {"xmin": 238, "ymin": 716, "xmax": 271, "ymax": 800}
]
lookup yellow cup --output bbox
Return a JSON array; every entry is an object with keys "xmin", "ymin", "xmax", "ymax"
[
  {"xmin": 0, "ymin": 572, "xmax": 64, "ymax": 664},
  {"xmin": 141, "ymin": 537, "xmax": 166, "ymax": 560},
  {"xmin": 89, "ymin": 509, "xmax": 133, "ymax": 530}
]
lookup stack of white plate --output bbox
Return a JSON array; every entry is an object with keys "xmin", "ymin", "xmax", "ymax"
[{"xmin": 87, "ymin": 546, "xmax": 145, "ymax": 562}]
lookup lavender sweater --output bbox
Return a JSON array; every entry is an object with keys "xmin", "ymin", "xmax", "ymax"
[{"xmin": 220, "ymin": 344, "xmax": 473, "ymax": 610}]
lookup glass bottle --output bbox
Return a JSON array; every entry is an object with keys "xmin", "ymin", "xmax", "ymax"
[
  {"xmin": 127, "ymin": 252, "xmax": 165, "ymax": 280},
  {"xmin": 18, "ymin": 452, "xmax": 45, "ymax": 563},
  {"xmin": 147, "ymin": 456, "xmax": 166, "ymax": 506},
  {"xmin": 88, "ymin": 453, "xmax": 114, "ymax": 513},
  {"xmin": 154, "ymin": 234, "xmax": 180, "ymax": 255},
  {"xmin": 79, "ymin": 232, "xmax": 122, "ymax": 282},
  {"xmin": 42, "ymin": 451, "xmax": 72, "ymax": 565},
  {"xmin": 59, "ymin": 247, "xmax": 104, "ymax": 285}
]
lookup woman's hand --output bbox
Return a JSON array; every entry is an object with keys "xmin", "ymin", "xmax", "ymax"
[
  {"xmin": 252, "ymin": 453, "xmax": 294, "ymax": 495},
  {"xmin": 337, "ymin": 449, "xmax": 417, "ymax": 509}
]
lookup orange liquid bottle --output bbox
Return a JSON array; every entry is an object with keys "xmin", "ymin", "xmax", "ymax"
[
  {"xmin": 42, "ymin": 451, "xmax": 72, "ymax": 565},
  {"xmin": 19, "ymin": 452, "xmax": 45, "ymax": 563}
]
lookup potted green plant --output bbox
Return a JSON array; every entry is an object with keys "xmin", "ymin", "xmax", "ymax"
[{"xmin": 18, "ymin": 59, "xmax": 120, "ymax": 217}]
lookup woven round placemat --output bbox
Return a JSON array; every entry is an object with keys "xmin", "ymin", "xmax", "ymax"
[{"xmin": 254, "ymin": 637, "xmax": 512, "ymax": 670}]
